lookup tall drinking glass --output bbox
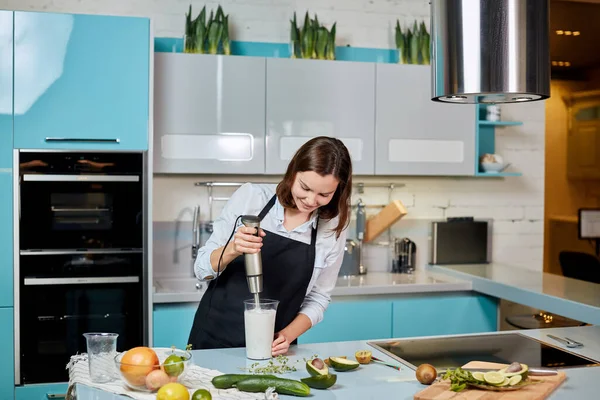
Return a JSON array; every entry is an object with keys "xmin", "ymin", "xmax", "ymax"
[
  {"xmin": 244, "ymin": 299, "xmax": 279, "ymax": 360},
  {"xmin": 83, "ymin": 332, "xmax": 119, "ymax": 383}
]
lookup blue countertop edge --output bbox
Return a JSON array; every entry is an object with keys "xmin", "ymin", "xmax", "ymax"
[
  {"xmin": 428, "ymin": 264, "xmax": 600, "ymax": 326},
  {"xmin": 74, "ymin": 325, "xmax": 600, "ymax": 399}
]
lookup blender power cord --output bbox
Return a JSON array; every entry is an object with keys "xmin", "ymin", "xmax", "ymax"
[{"xmin": 206, "ymin": 215, "xmax": 243, "ymax": 314}]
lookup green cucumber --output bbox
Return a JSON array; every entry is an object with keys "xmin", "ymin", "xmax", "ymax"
[
  {"xmin": 235, "ymin": 376, "xmax": 311, "ymax": 397},
  {"xmin": 211, "ymin": 374, "xmax": 275, "ymax": 389}
]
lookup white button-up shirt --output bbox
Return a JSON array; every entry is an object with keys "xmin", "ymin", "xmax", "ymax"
[{"xmin": 194, "ymin": 183, "xmax": 347, "ymax": 326}]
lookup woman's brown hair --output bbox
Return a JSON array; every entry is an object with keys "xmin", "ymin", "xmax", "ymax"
[{"xmin": 276, "ymin": 136, "xmax": 352, "ymax": 239}]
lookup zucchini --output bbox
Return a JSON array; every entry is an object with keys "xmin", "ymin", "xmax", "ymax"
[
  {"xmin": 211, "ymin": 374, "xmax": 275, "ymax": 389},
  {"xmin": 235, "ymin": 376, "xmax": 311, "ymax": 397}
]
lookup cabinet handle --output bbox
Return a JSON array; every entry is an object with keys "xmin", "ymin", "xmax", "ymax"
[{"xmin": 45, "ymin": 137, "xmax": 120, "ymax": 143}]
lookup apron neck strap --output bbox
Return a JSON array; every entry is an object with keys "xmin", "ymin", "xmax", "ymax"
[{"xmin": 259, "ymin": 194, "xmax": 319, "ymax": 244}]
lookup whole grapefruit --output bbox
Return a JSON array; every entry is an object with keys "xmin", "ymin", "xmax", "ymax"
[{"xmin": 120, "ymin": 346, "xmax": 160, "ymax": 386}]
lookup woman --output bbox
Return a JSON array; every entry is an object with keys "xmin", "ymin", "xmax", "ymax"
[{"xmin": 188, "ymin": 136, "xmax": 352, "ymax": 356}]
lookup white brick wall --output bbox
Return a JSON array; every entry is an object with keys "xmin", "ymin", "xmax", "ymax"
[{"xmin": 3, "ymin": 0, "xmax": 546, "ymax": 270}]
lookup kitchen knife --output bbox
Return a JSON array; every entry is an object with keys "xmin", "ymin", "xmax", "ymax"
[{"xmin": 437, "ymin": 367, "xmax": 558, "ymax": 376}]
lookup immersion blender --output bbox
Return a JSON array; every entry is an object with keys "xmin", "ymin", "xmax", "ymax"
[{"xmin": 241, "ymin": 215, "xmax": 263, "ymax": 308}]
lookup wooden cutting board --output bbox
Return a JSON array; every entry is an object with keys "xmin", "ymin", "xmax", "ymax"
[
  {"xmin": 364, "ymin": 200, "xmax": 407, "ymax": 243},
  {"xmin": 414, "ymin": 361, "xmax": 567, "ymax": 400}
]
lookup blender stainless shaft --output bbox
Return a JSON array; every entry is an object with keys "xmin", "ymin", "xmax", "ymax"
[{"xmin": 241, "ymin": 215, "xmax": 263, "ymax": 304}]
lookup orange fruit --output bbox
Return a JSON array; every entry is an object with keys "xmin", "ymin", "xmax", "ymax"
[
  {"xmin": 120, "ymin": 346, "xmax": 160, "ymax": 386},
  {"xmin": 157, "ymin": 382, "xmax": 190, "ymax": 400}
]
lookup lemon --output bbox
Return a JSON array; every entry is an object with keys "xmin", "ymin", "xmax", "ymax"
[
  {"xmin": 508, "ymin": 375, "xmax": 522, "ymax": 385},
  {"xmin": 355, "ymin": 350, "xmax": 372, "ymax": 364},
  {"xmin": 483, "ymin": 371, "xmax": 505, "ymax": 385},
  {"xmin": 191, "ymin": 389, "xmax": 212, "ymax": 400},
  {"xmin": 157, "ymin": 382, "xmax": 190, "ymax": 400},
  {"xmin": 472, "ymin": 371, "xmax": 485, "ymax": 382}
]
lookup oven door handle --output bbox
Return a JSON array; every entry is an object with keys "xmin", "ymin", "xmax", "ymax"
[
  {"xmin": 24, "ymin": 276, "xmax": 140, "ymax": 286},
  {"xmin": 22, "ymin": 174, "xmax": 139, "ymax": 182},
  {"xmin": 51, "ymin": 207, "xmax": 111, "ymax": 213}
]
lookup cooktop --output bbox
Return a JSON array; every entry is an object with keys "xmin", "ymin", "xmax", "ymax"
[{"xmin": 368, "ymin": 333, "xmax": 600, "ymax": 370}]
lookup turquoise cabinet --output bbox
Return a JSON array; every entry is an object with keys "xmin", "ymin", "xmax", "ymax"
[
  {"xmin": 0, "ymin": 172, "xmax": 12, "ymax": 308},
  {"xmin": 0, "ymin": 10, "xmax": 13, "ymax": 308},
  {"xmin": 0, "ymin": 11, "xmax": 12, "ymax": 168},
  {"xmin": 13, "ymin": 12, "xmax": 150, "ymax": 150},
  {"xmin": 0, "ymin": 307, "xmax": 14, "ymax": 400},
  {"xmin": 392, "ymin": 293, "xmax": 498, "ymax": 338},
  {"xmin": 299, "ymin": 300, "xmax": 393, "ymax": 344},
  {"xmin": 15, "ymin": 383, "xmax": 69, "ymax": 400},
  {"xmin": 300, "ymin": 293, "xmax": 497, "ymax": 344},
  {"xmin": 153, "ymin": 303, "xmax": 199, "ymax": 349}
]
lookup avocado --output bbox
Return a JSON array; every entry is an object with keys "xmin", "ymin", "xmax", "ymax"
[
  {"xmin": 301, "ymin": 374, "xmax": 337, "ymax": 390},
  {"xmin": 329, "ymin": 357, "xmax": 360, "ymax": 372},
  {"xmin": 306, "ymin": 358, "xmax": 329, "ymax": 376},
  {"xmin": 499, "ymin": 362, "xmax": 529, "ymax": 379}
]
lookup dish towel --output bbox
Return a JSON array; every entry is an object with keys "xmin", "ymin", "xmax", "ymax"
[{"xmin": 67, "ymin": 353, "xmax": 276, "ymax": 400}]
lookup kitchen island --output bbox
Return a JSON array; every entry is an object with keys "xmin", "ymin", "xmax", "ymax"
[
  {"xmin": 429, "ymin": 263, "xmax": 600, "ymax": 324},
  {"xmin": 75, "ymin": 325, "xmax": 600, "ymax": 399}
]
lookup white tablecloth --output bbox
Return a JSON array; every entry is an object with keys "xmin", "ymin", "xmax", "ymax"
[{"xmin": 67, "ymin": 353, "xmax": 273, "ymax": 400}]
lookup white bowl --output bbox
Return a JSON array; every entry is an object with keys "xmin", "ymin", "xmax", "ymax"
[{"xmin": 481, "ymin": 162, "xmax": 506, "ymax": 173}]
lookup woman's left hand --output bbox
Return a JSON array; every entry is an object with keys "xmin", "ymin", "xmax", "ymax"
[{"xmin": 272, "ymin": 332, "xmax": 291, "ymax": 356}]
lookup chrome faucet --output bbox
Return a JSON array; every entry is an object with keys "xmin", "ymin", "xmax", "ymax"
[{"xmin": 192, "ymin": 205, "xmax": 201, "ymax": 260}]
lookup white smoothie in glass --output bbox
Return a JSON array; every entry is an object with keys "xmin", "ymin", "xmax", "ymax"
[{"xmin": 243, "ymin": 299, "xmax": 279, "ymax": 360}]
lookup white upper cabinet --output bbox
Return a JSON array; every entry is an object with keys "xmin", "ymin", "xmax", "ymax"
[
  {"xmin": 265, "ymin": 58, "xmax": 376, "ymax": 175},
  {"xmin": 375, "ymin": 64, "xmax": 476, "ymax": 176},
  {"xmin": 153, "ymin": 53, "xmax": 266, "ymax": 174}
]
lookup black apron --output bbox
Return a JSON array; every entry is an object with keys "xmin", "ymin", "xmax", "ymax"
[{"xmin": 188, "ymin": 195, "xmax": 318, "ymax": 349}]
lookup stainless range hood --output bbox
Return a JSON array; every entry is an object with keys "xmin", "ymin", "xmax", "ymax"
[{"xmin": 431, "ymin": 0, "xmax": 551, "ymax": 104}]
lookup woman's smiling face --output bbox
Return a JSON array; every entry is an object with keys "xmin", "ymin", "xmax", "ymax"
[{"xmin": 290, "ymin": 171, "xmax": 339, "ymax": 214}]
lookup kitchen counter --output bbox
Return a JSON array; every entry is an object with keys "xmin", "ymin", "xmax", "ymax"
[
  {"xmin": 75, "ymin": 325, "xmax": 600, "ymax": 399},
  {"xmin": 153, "ymin": 270, "xmax": 473, "ymax": 303},
  {"xmin": 429, "ymin": 263, "xmax": 600, "ymax": 325}
]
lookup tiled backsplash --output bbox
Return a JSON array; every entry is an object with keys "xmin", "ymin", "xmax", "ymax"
[{"xmin": 153, "ymin": 217, "xmax": 436, "ymax": 279}]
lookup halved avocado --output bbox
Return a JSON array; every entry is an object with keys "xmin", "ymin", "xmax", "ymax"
[
  {"xmin": 301, "ymin": 374, "xmax": 337, "ymax": 390},
  {"xmin": 499, "ymin": 362, "xmax": 529, "ymax": 379},
  {"xmin": 329, "ymin": 357, "xmax": 360, "ymax": 372},
  {"xmin": 306, "ymin": 358, "xmax": 329, "ymax": 377}
]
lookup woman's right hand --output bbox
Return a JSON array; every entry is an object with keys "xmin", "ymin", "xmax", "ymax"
[{"xmin": 231, "ymin": 226, "xmax": 265, "ymax": 255}]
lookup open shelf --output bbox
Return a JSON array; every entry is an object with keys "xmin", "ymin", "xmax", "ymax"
[
  {"xmin": 475, "ymin": 171, "xmax": 522, "ymax": 177},
  {"xmin": 475, "ymin": 105, "xmax": 523, "ymax": 177},
  {"xmin": 479, "ymin": 120, "xmax": 524, "ymax": 126}
]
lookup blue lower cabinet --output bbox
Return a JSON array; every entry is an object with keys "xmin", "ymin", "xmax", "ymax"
[
  {"xmin": 13, "ymin": 12, "xmax": 150, "ymax": 150},
  {"xmin": 0, "ymin": 307, "xmax": 14, "ymax": 400},
  {"xmin": 392, "ymin": 293, "xmax": 498, "ymax": 338},
  {"xmin": 153, "ymin": 303, "xmax": 200, "ymax": 349},
  {"xmin": 0, "ymin": 172, "xmax": 13, "ymax": 307},
  {"xmin": 298, "ymin": 300, "xmax": 393, "ymax": 344},
  {"xmin": 15, "ymin": 383, "xmax": 69, "ymax": 400}
]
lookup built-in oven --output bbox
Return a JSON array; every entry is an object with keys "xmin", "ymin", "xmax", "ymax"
[
  {"xmin": 14, "ymin": 150, "xmax": 148, "ymax": 386},
  {"xmin": 19, "ymin": 251, "xmax": 143, "ymax": 384},
  {"xmin": 18, "ymin": 151, "xmax": 143, "ymax": 251}
]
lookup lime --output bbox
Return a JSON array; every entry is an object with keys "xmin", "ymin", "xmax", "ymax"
[
  {"xmin": 508, "ymin": 375, "xmax": 522, "ymax": 385},
  {"xmin": 163, "ymin": 354, "xmax": 185, "ymax": 377},
  {"xmin": 483, "ymin": 371, "xmax": 505, "ymax": 385},
  {"xmin": 472, "ymin": 371, "xmax": 485, "ymax": 382},
  {"xmin": 191, "ymin": 389, "xmax": 212, "ymax": 400}
]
